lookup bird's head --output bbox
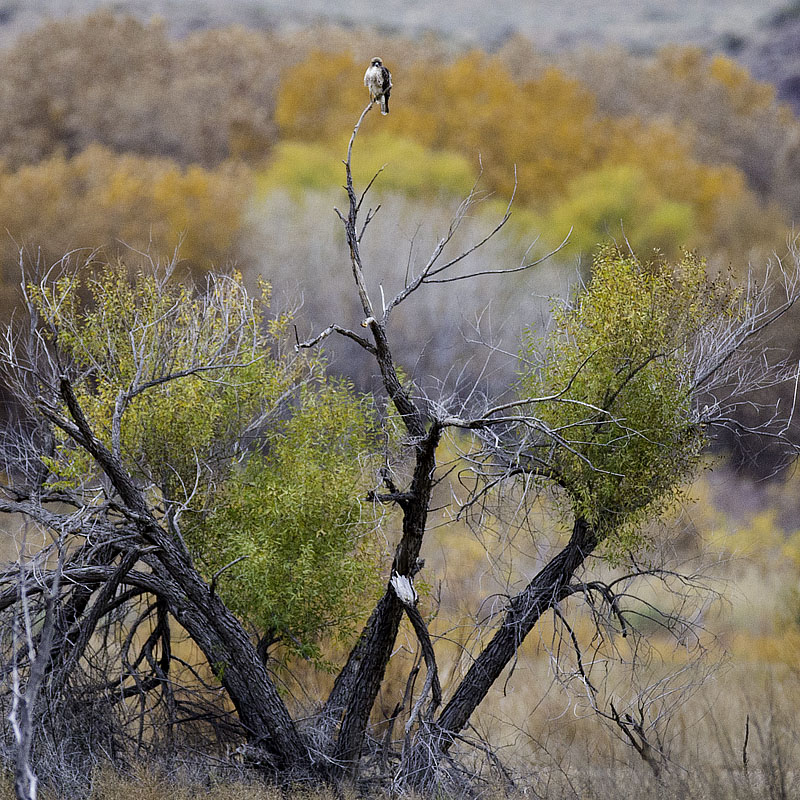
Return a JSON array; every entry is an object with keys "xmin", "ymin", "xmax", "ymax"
[{"xmin": 370, "ymin": 57, "xmax": 383, "ymax": 67}]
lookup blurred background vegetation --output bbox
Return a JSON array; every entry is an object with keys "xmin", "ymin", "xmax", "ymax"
[
  {"xmin": 2, "ymin": 6, "xmax": 800, "ymax": 796},
  {"xmin": 0, "ymin": 12, "xmax": 796, "ymax": 389}
]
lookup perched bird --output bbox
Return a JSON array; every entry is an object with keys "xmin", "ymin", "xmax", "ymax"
[{"xmin": 364, "ymin": 57, "xmax": 392, "ymax": 115}]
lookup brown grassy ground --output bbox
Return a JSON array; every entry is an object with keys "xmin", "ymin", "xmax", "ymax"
[{"xmin": 3, "ymin": 465, "xmax": 798, "ymax": 799}]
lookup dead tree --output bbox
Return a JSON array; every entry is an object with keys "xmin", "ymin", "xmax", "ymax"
[
  {"xmin": 0, "ymin": 101, "xmax": 798, "ymax": 796},
  {"xmin": 297, "ymin": 103, "xmax": 800, "ymax": 790}
]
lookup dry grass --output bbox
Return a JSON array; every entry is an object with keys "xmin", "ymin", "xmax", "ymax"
[
  {"xmin": 4, "ymin": 466, "xmax": 800, "ymax": 799},
  {"xmin": 1, "ymin": 680, "xmax": 796, "ymax": 799}
]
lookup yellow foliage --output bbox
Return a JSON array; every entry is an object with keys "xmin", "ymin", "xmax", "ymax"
[
  {"xmin": 598, "ymin": 116, "xmax": 750, "ymax": 235},
  {"xmin": 543, "ymin": 164, "xmax": 697, "ymax": 257},
  {"xmin": 568, "ymin": 43, "xmax": 799, "ymax": 234},
  {"xmin": 783, "ymin": 530, "xmax": 800, "ymax": 568},
  {"xmin": 395, "ymin": 57, "xmax": 603, "ymax": 204},
  {"xmin": 709, "ymin": 509, "xmax": 788, "ymax": 559},
  {"xmin": 709, "ymin": 54, "xmax": 775, "ymax": 112},
  {"xmin": 257, "ymin": 134, "xmax": 476, "ymax": 200},
  {"xmin": 257, "ymin": 141, "xmax": 345, "ymax": 197},
  {"xmin": 275, "ymin": 51, "xmax": 368, "ymax": 146},
  {"xmin": 276, "ymin": 51, "xmax": 601, "ymax": 204},
  {"xmin": 0, "ymin": 14, "xmax": 790, "ymax": 266},
  {"xmin": 275, "ymin": 49, "xmax": 780, "ymax": 264},
  {"xmin": 731, "ymin": 629, "xmax": 800, "ymax": 666},
  {"xmin": 656, "ymin": 46, "xmax": 711, "ymax": 85},
  {"xmin": 653, "ymin": 44, "xmax": 779, "ymax": 118},
  {"xmin": 0, "ymin": 145, "xmax": 253, "ymax": 284}
]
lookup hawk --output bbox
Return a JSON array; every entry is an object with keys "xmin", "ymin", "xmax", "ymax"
[{"xmin": 364, "ymin": 57, "xmax": 392, "ymax": 115}]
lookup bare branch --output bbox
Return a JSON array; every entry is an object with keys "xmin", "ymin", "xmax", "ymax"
[
  {"xmin": 424, "ymin": 227, "xmax": 573, "ymax": 284},
  {"xmin": 295, "ymin": 323, "xmax": 377, "ymax": 355}
]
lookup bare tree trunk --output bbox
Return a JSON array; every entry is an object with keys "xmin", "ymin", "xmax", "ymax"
[
  {"xmin": 9, "ymin": 552, "xmax": 62, "ymax": 800},
  {"xmin": 298, "ymin": 109, "xmax": 447, "ymax": 772},
  {"xmin": 156, "ymin": 576, "xmax": 311, "ymax": 769},
  {"xmin": 328, "ymin": 424, "xmax": 441, "ymax": 774}
]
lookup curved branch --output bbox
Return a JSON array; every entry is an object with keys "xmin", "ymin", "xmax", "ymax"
[{"xmin": 425, "ymin": 227, "xmax": 573, "ymax": 284}]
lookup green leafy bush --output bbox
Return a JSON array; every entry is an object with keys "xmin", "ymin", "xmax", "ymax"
[
  {"xmin": 197, "ymin": 383, "xmax": 383, "ymax": 664},
  {"xmin": 30, "ymin": 264, "xmax": 381, "ymax": 662},
  {"xmin": 520, "ymin": 247, "xmax": 739, "ymax": 550}
]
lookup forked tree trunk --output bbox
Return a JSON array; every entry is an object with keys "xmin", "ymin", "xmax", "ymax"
[
  {"xmin": 400, "ymin": 516, "xmax": 598, "ymax": 788},
  {"xmin": 154, "ymin": 572, "xmax": 312, "ymax": 770}
]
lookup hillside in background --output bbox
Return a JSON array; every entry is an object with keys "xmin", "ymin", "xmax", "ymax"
[
  {"xmin": 0, "ymin": 0, "xmax": 788, "ymax": 49},
  {"xmin": 3, "ymin": 0, "xmax": 800, "ymax": 108}
]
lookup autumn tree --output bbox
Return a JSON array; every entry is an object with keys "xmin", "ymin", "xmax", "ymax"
[
  {"xmin": 1, "ymin": 102, "xmax": 798, "ymax": 797},
  {"xmin": 0, "ymin": 11, "xmax": 287, "ymax": 168},
  {"xmin": 0, "ymin": 145, "xmax": 253, "ymax": 267},
  {"xmin": 275, "ymin": 49, "xmax": 784, "ymax": 266}
]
